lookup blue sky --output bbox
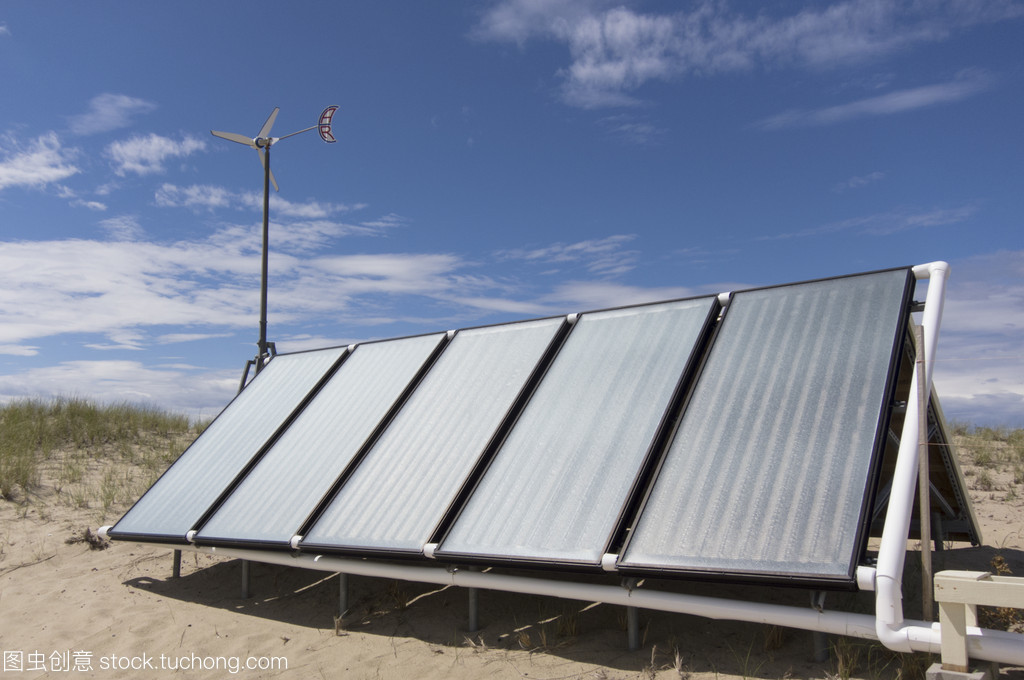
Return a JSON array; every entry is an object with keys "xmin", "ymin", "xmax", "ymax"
[{"xmin": 0, "ymin": 1, "xmax": 1021, "ymax": 425}]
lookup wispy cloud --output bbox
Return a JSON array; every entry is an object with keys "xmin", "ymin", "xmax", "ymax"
[
  {"xmin": 497, "ymin": 234, "xmax": 639, "ymax": 276},
  {"xmin": 106, "ymin": 133, "xmax": 206, "ymax": 176},
  {"xmin": 473, "ymin": 0, "xmax": 1022, "ymax": 108},
  {"xmin": 0, "ymin": 23, "xmax": 10, "ymax": 37},
  {"xmin": 761, "ymin": 204, "xmax": 977, "ymax": 240},
  {"xmin": 833, "ymin": 171, "xmax": 885, "ymax": 193},
  {"xmin": 154, "ymin": 183, "xmax": 232, "ymax": 210},
  {"xmin": 756, "ymin": 69, "xmax": 992, "ymax": 129},
  {"xmin": 597, "ymin": 114, "xmax": 666, "ymax": 145},
  {"xmin": 155, "ymin": 182, "xmax": 364, "ymax": 220},
  {"xmin": 99, "ymin": 215, "xmax": 145, "ymax": 241},
  {"xmin": 541, "ymin": 280, "xmax": 697, "ymax": 310},
  {"xmin": 0, "ymin": 360, "xmax": 238, "ymax": 418},
  {"xmin": 0, "ymin": 132, "xmax": 79, "ymax": 191},
  {"xmin": 68, "ymin": 93, "xmax": 157, "ymax": 135},
  {"xmin": 0, "ymin": 230, "xmax": 483, "ymax": 356}
]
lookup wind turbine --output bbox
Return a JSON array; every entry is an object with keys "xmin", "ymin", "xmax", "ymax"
[{"xmin": 211, "ymin": 106, "xmax": 338, "ymax": 381}]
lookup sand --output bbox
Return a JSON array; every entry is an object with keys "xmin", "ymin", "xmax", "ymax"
[{"xmin": 1, "ymin": 448, "xmax": 1022, "ymax": 679}]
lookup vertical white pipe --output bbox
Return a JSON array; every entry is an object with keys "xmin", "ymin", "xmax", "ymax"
[{"xmin": 875, "ymin": 262, "xmax": 948, "ymax": 651}]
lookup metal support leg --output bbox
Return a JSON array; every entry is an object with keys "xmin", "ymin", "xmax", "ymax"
[
  {"xmin": 172, "ymin": 549, "xmax": 181, "ymax": 579},
  {"xmin": 627, "ymin": 606, "xmax": 640, "ymax": 651},
  {"xmin": 933, "ymin": 512, "xmax": 945, "ymax": 552},
  {"xmin": 468, "ymin": 587, "xmax": 480, "ymax": 633},
  {"xmin": 811, "ymin": 591, "xmax": 828, "ymax": 663},
  {"xmin": 338, "ymin": 573, "xmax": 348, "ymax": 618},
  {"xmin": 622, "ymin": 577, "xmax": 640, "ymax": 651},
  {"xmin": 241, "ymin": 559, "xmax": 251, "ymax": 599}
]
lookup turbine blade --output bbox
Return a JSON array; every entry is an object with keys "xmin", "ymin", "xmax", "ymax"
[
  {"xmin": 258, "ymin": 107, "xmax": 280, "ymax": 140},
  {"xmin": 257, "ymin": 149, "xmax": 280, "ymax": 192},
  {"xmin": 211, "ymin": 130, "xmax": 256, "ymax": 147}
]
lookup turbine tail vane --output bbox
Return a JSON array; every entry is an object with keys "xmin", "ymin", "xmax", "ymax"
[{"xmin": 318, "ymin": 105, "xmax": 338, "ymax": 143}]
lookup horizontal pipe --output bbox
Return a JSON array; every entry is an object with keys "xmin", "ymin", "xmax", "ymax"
[{"xmin": 100, "ymin": 537, "xmax": 1021, "ymax": 666}]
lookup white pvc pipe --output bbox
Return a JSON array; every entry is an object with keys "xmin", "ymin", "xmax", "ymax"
[
  {"xmin": 108, "ymin": 539, "xmax": 1020, "ymax": 665},
  {"xmin": 874, "ymin": 262, "xmax": 948, "ymax": 653}
]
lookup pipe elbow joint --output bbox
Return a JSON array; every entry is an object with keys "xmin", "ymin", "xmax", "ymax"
[{"xmin": 913, "ymin": 261, "xmax": 950, "ymax": 280}]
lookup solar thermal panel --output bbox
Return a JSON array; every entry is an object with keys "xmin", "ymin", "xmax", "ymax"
[
  {"xmin": 300, "ymin": 316, "xmax": 567, "ymax": 555},
  {"xmin": 193, "ymin": 333, "xmax": 448, "ymax": 548},
  {"xmin": 436, "ymin": 297, "xmax": 719, "ymax": 567},
  {"xmin": 618, "ymin": 269, "xmax": 913, "ymax": 584},
  {"xmin": 108, "ymin": 347, "xmax": 347, "ymax": 543}
]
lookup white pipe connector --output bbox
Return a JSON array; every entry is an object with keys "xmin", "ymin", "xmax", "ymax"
[{"xmin": 855, "ymin": 566, "xmax": 876, "ymax": 592}]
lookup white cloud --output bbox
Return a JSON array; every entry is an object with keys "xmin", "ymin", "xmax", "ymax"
[
  {"xmin": 72, "ymin": 199, "xmax": 108, "ymax": 211},
  {"xmin": 542, "ymin": 280, "xmax": 696, "ymax": 310},
  {"xmin": 930, "ymin": 250, "xmax": 1024, "ymax": 426},
  {"xmin": 833, "ymin": 171, "xmax": 885, "ymax": 193},
  {"xmin": 156, "ymin": 332, "xmax": 234, "ymax": 344},
  {"xmin": 762, "ymin": 204, "xmax": 977, "ymax": 240},
  {"xmin": 0, "ymin": 231, "xmax": 486, "ymax": 354},
  {"xmin": 0, "ymin": 24, "xmax": 10, "ymax": 37},
  {"xmin": 0, "ymin": 360, "xmax": 238, "ymax": 420},
  {"xmin": 0, "ymin": 132, "xmax": 79, "ymax": 190},
  {"xmin": 497, "ymin": 234, "xmax": 639, "ymax": 275},
  {"xmin": 68, "ymin": 93, "xmax": 157, "ymax": 135},
  {"xmin": 99, "ymin": 215, "xmax": 145, "ymax": 241},
  {"xmin": 154, "ymin": 182, "xmax": 232, "ymax": 210},
  {"xmin": 155, "ymin": 183, "xmax": 366, "ymax": 222},
  {"xmin": 756, "ymin": 70, "xmax": 992, "ymax": 129},
  {"xmin": 0, "ymin": 344, "xmax": 37, "ymax": 357},
  {"xmin": 106, "ymin": 133, "xmax": 206, "ymax": 176},
  {"xmin": 474, "ymin": 0, "xmax": 1023, "ymax": 108},
  {"xmin": 597, "ymin": 114, "xmax": 666, "ymax": 145}
]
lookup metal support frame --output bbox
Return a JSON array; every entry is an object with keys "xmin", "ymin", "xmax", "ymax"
[
  {"xmin": 338, "ymin": 572, "xmax": 348, "ymax": 619},
  {"xmin": 626, "ymin": 606, "xmax": 640, "ymax": 651},
  {"xmin": 812, "ymin": 591, "xmax": 829, "ymax": 662},
  {"xmin": 241, "ymin": 559, "xmax": 251, "ymax": 599},
  {"xmin": 468, "ymin": 587, "xmax": 480, "ymax": 633},
  {"xmin": 915, "ymin": 325, "xmax": 934, "ymax": 622}
]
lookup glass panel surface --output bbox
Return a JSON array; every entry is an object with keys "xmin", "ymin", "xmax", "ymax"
[
  {"xmin": 302, "ymin": 317, "xmax": 565, "ymax": 553},
  {"xmin": 195, "ymin": 333, "xmax": 446, "ymax": 545},
  {"xmin": 110, "ymin": 348, "xmax": 346, "ymax": 540},
  {"xmin": 619, "ymin": 269, "xmax": 910, "ymax": 580},
  {"xmin": 438, "ymin": 298, "xmax": 716, "ymax": 565}
]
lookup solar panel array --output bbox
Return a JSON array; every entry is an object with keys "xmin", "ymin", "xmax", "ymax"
[{"xmin": 111, "ymin": 268, "xmax": 930, "ymax": 586}]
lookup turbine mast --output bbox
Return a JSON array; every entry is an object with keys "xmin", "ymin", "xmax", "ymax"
[{"xmin": 210, "ymin": 106, "xmax": 339, "ymax": 384}]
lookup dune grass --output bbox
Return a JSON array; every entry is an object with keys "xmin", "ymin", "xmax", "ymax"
[{"xmin": 0, "ymin": 396, "xmax": 206, "ymax": 502}]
